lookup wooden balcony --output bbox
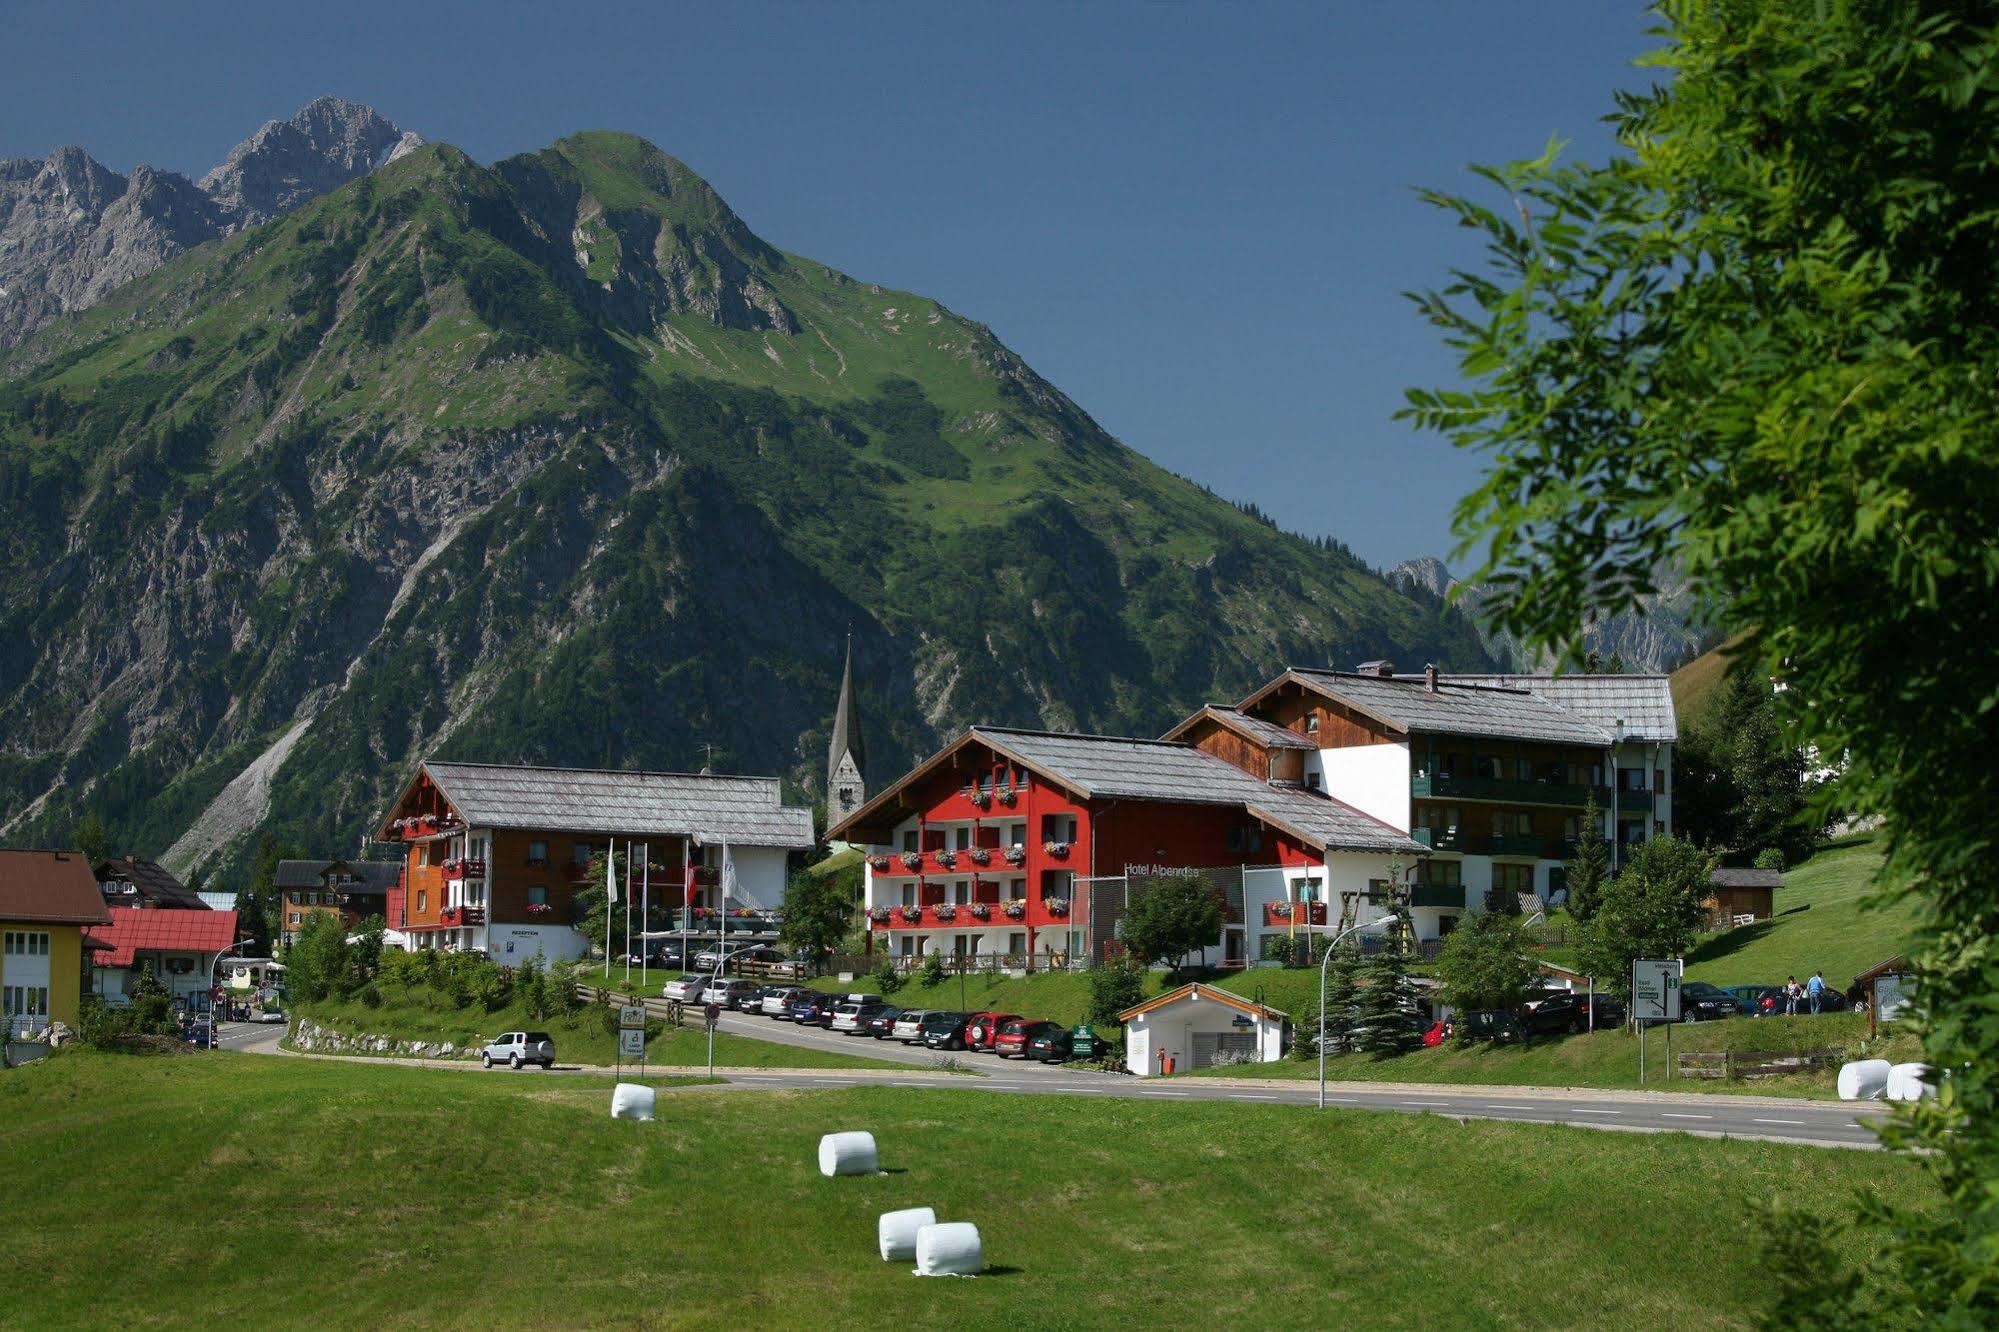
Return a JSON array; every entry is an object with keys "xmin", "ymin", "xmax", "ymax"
[
  {"xmin": 1263, "ymin": 901, "xmax": 1328, "ymax": 927},
  {"xmin": 1413, "ymin": 772, "xmax": 1609, "ymax": 808}
]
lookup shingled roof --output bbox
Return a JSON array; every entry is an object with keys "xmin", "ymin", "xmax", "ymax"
[
  {"xmin": 273, "ymin": 859, "xmax": 400, "ymax": 893},
  {"xmin": 1161, "ymin": 705, "xmax": 1316, "ymax": 751},
  {"xmin": 389, "ymin": 761, "xmax": 815, "ymax": 849},
  {"xmin": 1429, "ymin": 673, "xmax": 1678, "ymax": 743},
  {"xmin": 93, "ymin": 855, "xmax": 206, "ymax": 909},
  {"xmin": 1276, "ymin": 669, "xmax": 1613, "ymax": 746},
  {"xmin": 0, "ymin": 850, "xmax": 111, "ymax": 926},
  {"xmin": 833, "ymin": 726, "xmax": 1422, "ymax": 856}
]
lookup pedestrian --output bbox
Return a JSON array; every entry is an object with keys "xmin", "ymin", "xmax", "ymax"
[
  {"xmin": 1807, "ymin": 969, "xmax": 1826, "ymax": 1015},
  {"xmin": 1784, "ymin": 975, "xmax": 1801, "ymax": 1015}
]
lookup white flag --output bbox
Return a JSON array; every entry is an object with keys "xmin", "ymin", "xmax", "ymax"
[
  {"xmin": 721, "ymin": 842, "xmax": 737, "ymax": 904},
  {"xmin": 606, "ymin": 841, "xmax": 619, "ymax": 904}
]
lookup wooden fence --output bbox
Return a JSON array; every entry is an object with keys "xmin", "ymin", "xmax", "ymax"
[{"xmin": 1676, "ymin": 1047, "xmax": 1844, "ymax": 1081}]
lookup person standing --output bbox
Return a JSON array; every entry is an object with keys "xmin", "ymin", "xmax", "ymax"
[
  {"xmin": 1784, "ymin": 975, "xmax": 1801, "ymax": 1015},
  {"xmin": 1807, "ymin": 969, "xmax": 1826, "ymax": 1015}
]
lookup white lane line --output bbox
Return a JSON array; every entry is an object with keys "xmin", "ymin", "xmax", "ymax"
[
  {"xmin": 1753, "ymin": 1118, "xmax": 1806, "ymax": 1126},
  {"xmin": 1661, "ymin": 1113, "xmax": 1711, "ymax": 1120},
  {"xmin": 1324, "ymin": 1096, "xmax": 1358, "ymax": 1103},
  {"xmin": 1238, "ymin": 1094, "xmax": 1282, "ymax": 1101},
  {"xmin": 1145, "ymin": 1090, "xmax": 1191, "ymax": 1097},
  {"xmin": 1571, "ymin": 1109, "xmax": 1621, "ymax": 1116},
  {"xmin": 1400, "ymin": 1100, "xmax": 1449, "ymax": 1107},
  {"xmin": 1485, "ymin": 1104, "xmax": 1536, "ymax": 1111}
]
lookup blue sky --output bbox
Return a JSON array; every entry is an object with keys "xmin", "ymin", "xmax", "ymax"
[{"xmin": 6, "ymin": 1, "xmax": 1655, "ymax": 568}]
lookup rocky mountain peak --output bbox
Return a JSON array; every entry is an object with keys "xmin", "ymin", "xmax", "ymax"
[
  {"xmin": 198, "ymin": 97, "xmax": 419, "ymax": 226},
  {"xmin": 34, "ymin": 145, "xmax": 126, "ymax": 216}
]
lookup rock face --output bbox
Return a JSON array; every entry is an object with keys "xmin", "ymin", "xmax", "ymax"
[
  {"xmin": 0, "ymin": 97, "xmax": 417, "ymax": 347},
  {"xmin": 0, "ymin": 130, "xmax": 1492, "ymax": 879},
  {"xmin": 289, "ymin": 1018, "xmax": 464, "ymax": 1059},
  {"xmin": 1390, "ymin": 556, "xmax": 1716, "ymax": 673}
]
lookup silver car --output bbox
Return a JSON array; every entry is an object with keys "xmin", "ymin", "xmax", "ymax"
[
  {"xmin": 760, "ymin": 986, "xmax": 806, "ymax": 1017},
  {"xmin": 890, "ymin": 1009, "xmax": 930, "ymax": 1043},
  {"xmin": 481, "ymin": 1031, "xmax": 555, "ymax": 1070},
  {"xmin": 700, "ymin": 978, "xmax": 761, "ymax": 1009},
  {"xmin": 662, "ymin": 975, "xmax": 708, "ymax": 1003}
]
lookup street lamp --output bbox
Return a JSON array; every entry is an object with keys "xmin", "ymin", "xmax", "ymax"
[
  {"xmin": 1314, "ymin": 913, "xmax": 1401, "ymax": 1109},
  {"xmin": 209, "ymin": 936, "xmax": 255, "ymax": 1032}
]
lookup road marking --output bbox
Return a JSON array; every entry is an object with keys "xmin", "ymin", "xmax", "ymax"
[
  {"xmin": 1400, "ymin": 1100, "xmax": 1449, "ymax": 1107},
  {"xmin": 1238, "ymin": 1094, "xmax": 1282, "ymax": 1101},
  {"xmin": 1145, "ymin": 1090, "xmax": 1191, "ymax": 1097},
  {"xmin": 1324, "ymin": 1096, "xmax": 1358, "ymax": 1103},
  {"xmin": 1571, "ymin": 1109, "xmax": 1621, "ymax": 1115},
  {"xmin": 1485, "ymin": 1104, "xmax": 1535, "ymax": 1111},
  {"xmin": 1753, "ymin": 1118, "xmax": 1806, "ymax": 1126},
  {"xmin": 1661, "ymin": 1113, "xmax": 1711, "ymax": 1120}
]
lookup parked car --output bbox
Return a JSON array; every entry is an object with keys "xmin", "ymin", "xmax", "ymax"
[
  {"xmin": 920, "ymin": 1011, "xmax": 973, "ymax": 1050},
  {"xmin": 863, "ymin": 1006, "xmax": 903, "ymax": 1039},
  {"xmin": 964, "ymin": 1011, "xmax": 1022, "ymax": 1052},
  {"xmin": 1678, "ymin": 982, "xmax": 1742, "ymax": 1023},
  {"xmin": 787, "ymin": 991, "xmax": 842, "ymax": 1026},
  {"xmin": 254, "ymin": 1009, "xmax": 287, "ymax": 1024},
  {"xmin": 1423, "ymin": 1019, "xmax": 1450, "ymax": 1048},
  {"xmin": 1575, "ymin": 994, "xmax": 1626, "ymax": 1029},
  {"xmin": 1725, "ymin": 984, "xmax": 1785, "ymax": 1017},
  {"xmin": 890, "ymin": 1009, "xmax": 931, "ymax": 1043},
  {"xmin": 760, "ymin": 986, "xmax": 809, "ymax": 1018},
  {"xmin": 830, "ymin": 999, "xmax": 890, "ymax": 1034},
  {"xmin": 1023, "ymin": 1022, "xmax": 1076, "ymax": 1063},
  {"xmin": 183, "ymin": 1018, "xmax": 216, "ymax": 1049},
  {"xmin": 1457, "ymin": 1009, "xmax": 1523, "ymax": 1043},
  {"xmin": 662, "ymin": 975, "xmax": 708, "ymax": 1003},
  {"xmin": 1517, "ymin": 991, "xmax": 1608, "ymax": 1035},
  {"xmin": 481, "ymin": 1031, "xmax": 555, "ymax": 1069},
  {"xmin": 649, "ymin": 944, "xmax": 688, "ymax": 969},
  {"xmin": 701, "ymin": 978, "xmax": 762, "ymax": 1009},
  {"xmin": 692, "ymin": 943, "xmax": 785, "ymax": 973},
  {"xmin": 994, "ymin": 1018, "xmax": 1066, "ymax": 1059}
]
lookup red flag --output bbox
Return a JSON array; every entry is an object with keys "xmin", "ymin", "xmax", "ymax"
[{"xmin": 684, "ymin": 861, "xmax": 700, "ymax": 906}]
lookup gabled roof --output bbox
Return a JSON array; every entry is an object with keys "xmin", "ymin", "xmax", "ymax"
[
  {"xmin": 1424, "ymin": 673, "xmax": 1678, "ymax": 743},
  {"xmin": 0, "ymin": 849, "xmax": 112, "ymax": 926},
  {"xmin": 274, "ymin": 859, "xmax": 400, "ymax": 892},
  {"xmin": 382, "ymin": 761, "xmax": 815, "ymax": 849},
  {"xmin": 1709, "ymin": 867, "xmax": 1783, "ymax": 889},
  {"xmin": 1244, "ymin": 669, "xmax": 1615, "ymax": 747},
  {"xmin": 829, "ymin": 726, "xmax": 1423, "ymax": 856},
  {"xmin": 93, "ymin": 855, "xmax": 206, "ymax": 909},
  {"xmin": 1161, "ymin": 705, "xmax": 1315, "ymax": 751},
  {"xmin": 86, "ymin": 907, "xmax": 240, "ymax": 967},
  {"xmin": 1119, "ymin": 982, "xmax": 1287, "ymax": 1023}
]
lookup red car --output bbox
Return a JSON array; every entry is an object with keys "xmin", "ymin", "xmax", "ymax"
[
  {"xmin": 1423, "ymin": 1020, "xmax": 1450, "ymax": 1048},
  {"xmin": 965, "ymin": 1011, "xmax": 1022, "ymax": 1052}
]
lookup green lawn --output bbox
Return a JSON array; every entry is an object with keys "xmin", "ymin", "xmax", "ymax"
[
  {"xmin": 1685, "ymin": 835, "xmax": 1912, "ymax": 991},
  {"xmin": 1185, "ymin": 1012, "xmax": 1920, "ymax": 1098},
  {"xmin": 295, "ymin": 987, "xmax": 911, "ymax": 1071},
  {"xmin": 0, "ymin": 1052, "xmax": 1935, "ymax": 1328}
]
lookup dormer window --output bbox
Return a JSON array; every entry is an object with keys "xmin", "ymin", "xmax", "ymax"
[
  {"xmin": 1305, "ymin": 772, "xmax": 1322, "ymax": 791},
  {"xmin": 1305, "ymin": 714, "xmax": 1320, "ymax": 735}
]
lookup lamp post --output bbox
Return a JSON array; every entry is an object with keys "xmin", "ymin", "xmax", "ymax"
[
  {"xmin": 1315, "ymin": 914, "xmax": 1400, "ymax": 1109},
  {"xmin": 209, "ymin": 936, "xmax": 255, "ymax": 1033}
]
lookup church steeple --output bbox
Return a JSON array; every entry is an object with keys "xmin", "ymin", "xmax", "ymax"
[{"xmin": 827, "ymin": 634, "xmax": 866, "ymax": 832}]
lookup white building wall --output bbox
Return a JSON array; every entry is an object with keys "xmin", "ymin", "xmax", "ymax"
[
  {"xmin": 1123, "ymin": 997, "xmax": 1285, "ymax": 1077},
  {"xmin": 720, "ymin": 845, "xmax": 791, "ymax": 909},
  {"xmin": 1311, "ymin": 742, "xmax": 1412, "ymax": 831},
  {"xmin": 487, "ymin": 923, "xmax": 589, "ymax": 965}
]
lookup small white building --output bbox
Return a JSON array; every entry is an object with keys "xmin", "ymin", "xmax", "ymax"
[{"xmin": 1121, "ymin": 982, "xmax": 1287, "ymax": 1076}]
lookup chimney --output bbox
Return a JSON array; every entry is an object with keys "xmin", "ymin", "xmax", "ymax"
[
  {"xmin": 1425, "ymin": 664, "xmax": 1439, "ymax": 692},
  {"xmin": 1357, "ymin": 659, "xmax": 1395, "ymax": 678}
]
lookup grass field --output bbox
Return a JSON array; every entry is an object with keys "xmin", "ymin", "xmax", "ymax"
[
  {"xmin": 1685, "ymin": 835, "xmax": 1912, "ymax": 990},
  {"xmin": 295, "ymin": 988, "xmax": 910, "ymax": 1070},
  {"xmin": 1185, "ymin": 1012, "xmax": 1919, "ymax": 1097},
  {"xmin": 0, "ymin": 1052, "xmax": 1934, "ymax": 1328}
]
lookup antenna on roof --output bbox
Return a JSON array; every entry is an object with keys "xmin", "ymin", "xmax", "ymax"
[{"xmin": 701, "ymin": 742, "xmax": 714, "ymax": 776}]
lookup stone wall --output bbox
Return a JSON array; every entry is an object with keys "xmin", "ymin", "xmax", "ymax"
[{"xmin": 287, "ymin": 1016, "xmax": 467, "ymax": 1060}]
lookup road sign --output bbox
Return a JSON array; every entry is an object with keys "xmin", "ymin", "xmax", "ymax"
[
  {"xmin": 703, "ymin": 1002, "xmax": 721, "ymax": 1026},
  {"xmin": 1231, "ymin": 1015, "xmax": 1255, "ymax": 1029},
  {"xmin": 618, "ymin": 1004, "xmax": 647, "ymax": 1031},
  {"xmin": 618, "ymin": 1027, "xmax": 646, "ymax": 1059},
  {"xmin": 1631, "ymin": 958, "xmax": 1683, "ymax": 1023}
]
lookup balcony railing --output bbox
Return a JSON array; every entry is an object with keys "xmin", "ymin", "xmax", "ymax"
[
  {"xmin": 1412, "ymin": 772, "xmax": 1609, "ymax": 808},
  {"xmin": 869, "ymin": 847, "xmax": 1031, "ymax": 876},
  {"xmin": 438, "ymin": 906, "xmax": 486, "ymax": 927},
  {"xmin": 1410, "ymin": 881, "xmax": 1465, "ymax": 910},
  {"xmin": 1610, "ymin": 788, "xmax": 1655, "ymax": 813},
  {"xmin": 442, "ymin": 858, "xmax": 486, "ymax": 881},
  {"xmin": 1412, "ymin": 827, "xmax": 1462, "ymax": 852},
  {"xmin": 389, "ymin": 814, "xmax": 462, "ymax": 839},
  {"xmin": 870, "ymin": 901, "xmax": 1038, "ymax": 929}
]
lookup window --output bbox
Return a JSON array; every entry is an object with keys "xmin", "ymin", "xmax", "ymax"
[
  {"xmin": 1226, "ymin": 826, "xmax": 1242, "ymax": 853},
  {"xmin": 1492, "ymin": 863, "xmax": 1534, "ymax": 894},
  {"xmin": 571, "ymin": 841, "xmax": 594, "ymax": 865},
  {"xmin": 902, "ymin": 830, "xmax": 919, "ymax": 854},
  {"xmin": 528, "ymin": 839, "xmax": 549, "ymax": 864},
  {"xmin": 954, "ymin": 827, "xmax": 970, "ymax": 851},
  {"xmin": 1007, "ymin": 823, "xmax": 1025, "ymax": 846},
  {"xmin": 1305, "ymin": 771, "xmax": 1321, "ymax": 790},
  {"xmin": 1516, "ymin": 758, "xmax": 1533, "ymax": 781},
  {"xmin": 1009, "ymin": 932, "xmax": 1026, "ymax": 955},
  {"xmin": 1009, "ymin": 877, "xmax": 1025, "ymax": 899},
  {"xmin": 900, "ymin": 884, "xmax": 917, "ymax": 908},
  {"xmin": 1418, "ymin": 860, "xmax": 1461, "ymax": 887},
  {"xmin": 1305, "ymin": 713, "xmax": 1320, "ymax": 735},
  {"xmin": 1515, "ymin": 812, "xmax": 1532, "ymax": 836},
  {"xmin": 838, "ymin": 787, "xmax": 853, "ymax": 805},
  {"xmin": 3, "ymin": 931, "xmax": 50, "ymax": 956},
  {"xmin": 416, "ymin": 891, "xmax": 427, "ymax": 913},
  {"xmin": 528, "ymin": 886, "xmax": 548, "ymax": 907},
  {"xmin": 1296, "ymin": 876, "xmax": 1323, "ymax": 902},
  {"xmin": 1040, "ymin": 813, "xmax": 1077, "ymax": 843}
]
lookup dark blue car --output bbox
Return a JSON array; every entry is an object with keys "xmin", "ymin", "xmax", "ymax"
[{"xmin": 785, "ymin": 992, "xmax": 840, "ymax": 1027}]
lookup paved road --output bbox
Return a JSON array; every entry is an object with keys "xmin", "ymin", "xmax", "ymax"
[{"xmin": 221, "ymin": 1021, "xmax": 1887, "ymax": 1149}]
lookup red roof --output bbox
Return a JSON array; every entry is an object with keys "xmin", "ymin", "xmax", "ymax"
[{"xmin": 85, "ymin": 907, "xmax": 240, "ymax": 968}]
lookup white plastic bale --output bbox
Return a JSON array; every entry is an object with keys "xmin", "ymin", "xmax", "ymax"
[
  {"xmin": 1837, "ymin": 1059, "xmax": 1892, "ymax": 1101},
  {"xmin": 1887, "ymin": 1063, "xmax": 1936, "ymax": 1102},
  {"xmin": 818, "ymin": 1130, "xmax": 879, "ymax": 1177},
  {"xmin": 878, "ymin": 1207, "xmax": 937, "ymax": 1261},
  {"xmin": 610, "ymin": 1083, "xmax": 657, "ymax": 1121},
  {"xmin": 914, "ymin": 1222, "xmax": 983, "ymax": 1277}
]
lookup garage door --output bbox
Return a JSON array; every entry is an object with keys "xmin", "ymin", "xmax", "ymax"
[
  {"xmin": 1191, "ymin": 1030, "xmax": 1258, "ymax": 1070},
  {"xmin": 3, "ymin": 929, "xmax": 52, "ymax": 1038}
]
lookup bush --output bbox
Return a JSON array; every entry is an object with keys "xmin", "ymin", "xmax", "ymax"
[
  {"xmin": 920, "ymin": 951, "xmax": 947, "ymax": 988},
  {"xmin": 872, "ymin": 957, "xmax": 903, "ymax": 996},
  {"xmin": 1264, "ymin": 936, "xmax": 1297, "ymax": 969},
  {"xmin": 1754, "ymin": 847, "xmax": 1787, "ymax": 871},
  {"xmin": 1086, "ymin": 960, "xmax": 1148, "ymax": 1030},
  {"xmin": 359, "ymin": 983, "xmax": 383, "ymax": 1010}
]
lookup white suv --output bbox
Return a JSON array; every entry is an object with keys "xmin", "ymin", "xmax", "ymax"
[{"xmin": 481, "ymin": 1031, "xmax": 555, "ymax": 1069}]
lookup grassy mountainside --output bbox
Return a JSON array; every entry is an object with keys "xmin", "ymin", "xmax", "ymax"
[{"xmin": 0, "ymin": 132, "xmax": 1488, "ymax": 876}]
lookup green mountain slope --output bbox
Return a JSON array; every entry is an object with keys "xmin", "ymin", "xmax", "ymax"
[{"xmin": 0, "ymin": 132, "xmax": 1490, "ymax": 876}]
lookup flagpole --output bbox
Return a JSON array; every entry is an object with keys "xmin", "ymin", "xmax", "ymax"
[
  {"xmin": 603, "ymin": 840, "xmax": 614, "ymax": 979},
  {"xmin": 641, "ymin": 841, "xmax": 651, "ymax": 985}
]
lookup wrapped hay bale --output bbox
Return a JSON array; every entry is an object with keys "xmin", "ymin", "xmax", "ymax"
[
  {"xmin": 914, "ymin": 1222, "xmax": 983, "ymax": 1277},
  {"xmin": 610, "ymin": 1083, "xmax": 657, "ymax": 1121},
  {"xmin": 818, "ymin": 1131, "xmax": 879, "ymax": 1177},
  {"xmin": 1836, "ymin": 1060, "xmax": 1891, "ymax": 1101},
  {"xmin": 878, "ymin": 1207, "xmax": 937, "ymax": 1261},
  {"xmin": 1886, "ymin": 1063, "xmax": 1935, "ymax": 1102}
]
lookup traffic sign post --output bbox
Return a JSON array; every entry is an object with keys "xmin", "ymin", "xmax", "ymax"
[
  {"xmin": 617, "ymin": 1003, "xmax": 649, "ymax": 1078},
  {"xmin": 1631, "ymin": 959, "xmax": 1683, "ymax": 1086},
  {"xmin": 704, "ymin": 1002, "xmax": 721, "ymax": 1078}
]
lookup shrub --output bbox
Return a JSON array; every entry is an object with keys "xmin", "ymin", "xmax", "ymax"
[
  {"xmin": 1264, "ymin": 935, "xmax": 1296, "ymax": 969},
  {"xmin": 1754, "ymin": 847, "xmax": 1787, "ymax": 871},
  {"xmin": 359, "ymin": 983, "xmax": 383, "ymax": 1010},
  {"xmin": 1086, "ymin": 960, "xmax": 1147, "ymax": 1030},
  {"xmin": 872, "ymin": 957, "xmax": 903, "ymax": 995},
  {"xmin": 920, "ymin": 951, "xmax": 947, "ymax": 988}
]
